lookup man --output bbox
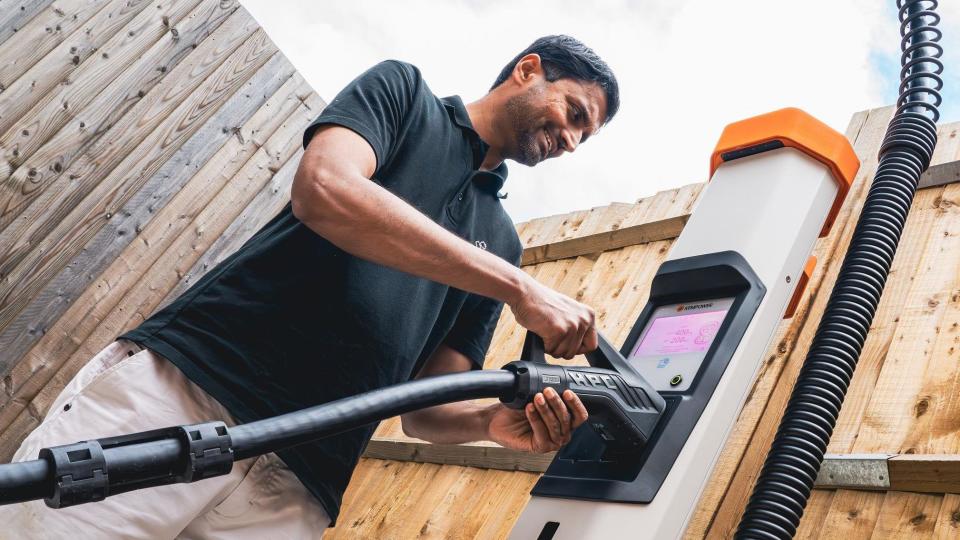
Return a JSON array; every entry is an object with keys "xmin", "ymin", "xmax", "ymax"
[{"xmin": 2, "ymin": 35, "xmax": 619, "ymax": 538}]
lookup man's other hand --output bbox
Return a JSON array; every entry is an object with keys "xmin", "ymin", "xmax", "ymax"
[
  {"xmin": 509, "ymin": 278, "xmax": 598, "ymax": 359},
  {"xmin": 485, "ymin": 388, "xmax": 589, "ymax": 453}
]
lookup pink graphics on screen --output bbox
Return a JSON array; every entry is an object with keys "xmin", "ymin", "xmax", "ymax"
[{"xmin": 633, "ymin": 310, "xmax": 728, "ymax": 356}]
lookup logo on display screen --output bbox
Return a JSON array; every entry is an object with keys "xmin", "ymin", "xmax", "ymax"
[{"xmin": 676, "ymin": 302, "xmax": 714, "ymax": 312}]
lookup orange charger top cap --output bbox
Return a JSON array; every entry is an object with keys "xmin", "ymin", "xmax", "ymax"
[{"xmin": 710, "ymin": 108, "xmax": 860, "ymax": 237}]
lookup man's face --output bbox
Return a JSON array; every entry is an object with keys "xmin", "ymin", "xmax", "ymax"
[{"xmin": 503, "ymin": 76, "xmax": 607, "ymax": 167}]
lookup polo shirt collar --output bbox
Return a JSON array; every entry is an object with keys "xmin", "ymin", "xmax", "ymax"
[{"xmin": 441, "ymin": 96, "xmax": 508, "ymax": 196}]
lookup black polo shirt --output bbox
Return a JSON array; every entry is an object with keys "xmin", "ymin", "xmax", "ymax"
[{"xmin": 120, "ymin": 60, "xmax": 523, "ymax": 524}]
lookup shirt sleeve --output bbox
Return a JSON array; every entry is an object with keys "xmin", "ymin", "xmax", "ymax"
[
  {"xmin": 443, "ymin": 293, "xmax": 506, "ymax": 370},
  {"xmin": 302, "ymin": 60, "xmax": 420, "ymax": 175},
  {"xmin": 444, "ymin": 232, "xmax": 523, "ymax": 370}
]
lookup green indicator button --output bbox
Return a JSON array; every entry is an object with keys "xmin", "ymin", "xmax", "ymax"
[{"xmin": 670, "ymin": 374, "xmax": 683, "ymax": 387}]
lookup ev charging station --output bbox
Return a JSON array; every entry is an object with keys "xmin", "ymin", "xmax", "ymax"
[{"xmin": 510, "ymin": 108, "xmax": 859, "ymax": 539}]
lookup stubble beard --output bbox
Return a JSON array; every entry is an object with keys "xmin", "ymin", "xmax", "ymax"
[{"xmin": 504, "ymin": 90, "xmax": 543, "ymax": 167}]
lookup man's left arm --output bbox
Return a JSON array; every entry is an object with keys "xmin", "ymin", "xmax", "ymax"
[{"xmin": 400, "ymin": 344, "xmax": 589, "ymax": 452}]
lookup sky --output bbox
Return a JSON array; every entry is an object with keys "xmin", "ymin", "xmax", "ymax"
[{"xmin": 239, "ymin": 0, "xmax": 958, "ymax": 223}]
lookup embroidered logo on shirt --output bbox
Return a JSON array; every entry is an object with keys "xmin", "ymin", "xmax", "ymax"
[{"xmin": 475, "ymin": 240, "xmax": 488, "ymax": 250}]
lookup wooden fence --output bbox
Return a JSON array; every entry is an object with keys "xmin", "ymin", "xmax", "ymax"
[{"xmin": 0, "ymin": 1, "xmax": 323, "ymax": 461}]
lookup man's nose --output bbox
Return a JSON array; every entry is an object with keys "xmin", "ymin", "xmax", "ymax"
[{"xmin": 561, "ymin": 130, "xmax": 580, "ymax": 153}]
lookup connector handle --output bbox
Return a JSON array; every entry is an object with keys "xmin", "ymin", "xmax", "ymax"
[
  {"xmin": 520, "ymin": 330, "xmax": 644, "ymax": 382},
  {"xmin": 521, "ymin": 331, "xmax": 547, "ymax": 364}
]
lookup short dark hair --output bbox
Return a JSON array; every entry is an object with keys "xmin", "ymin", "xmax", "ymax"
[{"xmin": 491, "ymin": 35, "xmax": 620, "ymax": 124}]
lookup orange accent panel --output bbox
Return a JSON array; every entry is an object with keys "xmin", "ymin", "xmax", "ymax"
[
  {"xmin": 710, "ymin": 108, "xmax": 860, "ymax": 237},
  {"xmin": 784, "ymin": 256, "xmax": 816, "ymax": 319}
]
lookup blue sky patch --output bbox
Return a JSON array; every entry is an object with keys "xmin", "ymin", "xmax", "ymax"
[{"xmin": 872, "ymin": 5, "xmax": 958, "ymax": 123}]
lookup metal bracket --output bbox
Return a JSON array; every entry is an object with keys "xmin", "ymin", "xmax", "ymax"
[{"xmin": 814, "ymin": 454, "xmax": 893, "ymax": 489}]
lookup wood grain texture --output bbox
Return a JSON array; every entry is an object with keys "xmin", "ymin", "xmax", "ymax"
[
  {"xmin": 0, "ymin": 0, "xmax": 154, "ymax": 139},
  {"xmin": 363, "ymin": 436, "xmax": 555, "ymax": 473},
  {"xmin": 821, "ymin": 121, "xmax": 960, "ymax": 466},
  {"xmin": 0, "ymin": 6, "xmax": 268, "ymax": 368},
  {"xmin": 0, "ymin": 0, "xmax": 332, "ymax": 479},
  {"xmin": 825, "ymin": 187, "xmax": 947, "ymax": 455},
  {"xmin": 520, "ymin": 214, "xmax": 688, "ymax": 266},
  {"xmin": 0, "ymin": 93, "xmax": 320, "ymax": 460},
  {"xmin": 821, "ymin": 490, "xmax": 886, "ymax": 540},
  {"xmin": 0, "ymin": 52, "xmax": 297, "ymax": 371},
  {"xmin": 889, "ymin": 455, "xmax": 960, "ymax": 493},
  {"xmin": 0, "ymin": 1, "xmax": 247, "ymax": 261},
  {"xmin": 0, "ymin": 75, "xmax": 315, "ymax": 439},
  {"xmin": 0, "ymin": 0, "xmax": 109, "ymax": 91},
  {"xmin": 870, "ymin": 492, "xmax": 942, "ymax": 539},
  {"xmin": 794, "ymin": 489, "xmax": 836, "ymax": 540},
  {"xmin": 0, "ymin": 0, "xmax": 209, "ymax": 217},
  {"xmin": 0, "ymin": 0, "xmax": 56, "ymax": 45},
  {"xmin": 932, "ymin": 493, "xmax": 960, "ymax": 539},
  {"xmin": 919, "ymin": 158, "xmax": 960, "ymax": 189},
  {"xmin": 851, "ymin": 196, "xmax": 960, "ymax": 455}
]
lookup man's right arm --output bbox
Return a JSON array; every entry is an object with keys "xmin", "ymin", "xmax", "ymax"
[{"xmin": 291, "ymin": 124, "xmax": 597, "ymax": 358}]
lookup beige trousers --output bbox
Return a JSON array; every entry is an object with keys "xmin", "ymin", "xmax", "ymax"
[{"xmin": 0, "ymin": 340, "xmax": 330, "ymax": 539}]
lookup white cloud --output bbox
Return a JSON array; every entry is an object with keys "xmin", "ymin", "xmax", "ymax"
[{"xmin": 241, "ymin": 0, "xmax": 956, "ymax": 222}]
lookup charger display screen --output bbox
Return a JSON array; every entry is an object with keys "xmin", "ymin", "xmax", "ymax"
[
  {"xmin": 632, "ymin": 309, "xmax": 728, "ymax": 356},
  {"xmin": 628, "ymin": 298, "xmax": 734, "ymax": 391}
]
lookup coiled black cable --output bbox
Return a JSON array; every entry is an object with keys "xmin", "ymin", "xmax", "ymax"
[{"xmin": 735, "ymin": 1, "xmax": 942, "ymax": 538}]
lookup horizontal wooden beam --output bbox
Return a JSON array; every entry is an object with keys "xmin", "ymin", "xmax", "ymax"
[
  {"xmin": 516, "ymin": 159, "xmax": 959, "ymax": 268},
  {"xmin": 919, "ymin": 159, "xmax": 960, "ymax": 189},
  {"xmin": 520, "ymin": 214, "xmax": 688, "ymax": 266},
  {"xmin": 363, "ymin": 437, "xmax": 554, "ymax": 472},
  {"xmin": 886, "ymin": 454, "xmax": 960, "ymax": 493},
  {"xmin": 364, "ymin": 439, "xmax": 960, "ymax": 495}
]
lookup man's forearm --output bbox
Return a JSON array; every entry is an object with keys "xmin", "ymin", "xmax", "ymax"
[
  {"xmin": 294, "ymin": 126, "xmax": 600, "ymax": 359},
  {"xmin": 292, "ymin": 166, "xmax": 528, "ymax": 306},
  {"xmin": 401, "ymin": 401, "xmax": 497, "ymax": 444}
]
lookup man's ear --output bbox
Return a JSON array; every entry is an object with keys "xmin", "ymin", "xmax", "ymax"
[{"xmin": 512, "ymin": 53, "xmax": 544, "ymax": 87}]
